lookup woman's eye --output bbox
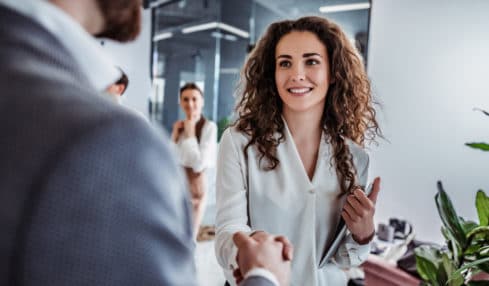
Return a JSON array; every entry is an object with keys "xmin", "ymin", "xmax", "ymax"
[
  {"xmin": 306, "ymin": 59, "xmax": 319, "ymax": 65},
  {"xmin": 278, "ymin": 61, "xmax": 291, "ymax": 68}
]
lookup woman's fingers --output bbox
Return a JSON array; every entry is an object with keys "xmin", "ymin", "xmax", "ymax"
[
  {"xmin": 346, "ymin": 194, "xmax": 365, "ymax": 215},
  {"xmin": 344, "ymin": 198, "xmax": 363, "ymax": 219},
  {"xmin": 275, "ymin": 235, "xmax": 294, "ymax": 261},
  {"xmin": 368, "ymin": 177, "xmax": 381, "ymax": 204}
]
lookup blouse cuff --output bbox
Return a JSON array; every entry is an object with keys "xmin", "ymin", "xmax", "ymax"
[{"xmin": 341, "ymin": 234, "xmax": 371, "ymax": 266}]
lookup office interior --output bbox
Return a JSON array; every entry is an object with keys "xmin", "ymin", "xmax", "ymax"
[{"xmin": 48, "ymin": 0, "xmax": 489, "ymax": 284}]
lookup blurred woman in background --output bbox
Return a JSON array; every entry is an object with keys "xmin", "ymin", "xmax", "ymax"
[{"xmin": 172, "ymin": 83, "xmax": 217, "ymax": 239}]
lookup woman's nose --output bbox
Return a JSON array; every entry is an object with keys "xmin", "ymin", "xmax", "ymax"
[
  {"xmin": 290, "ymin": 66, "xmax": 305, "ymax": 82},
  {"xmin": 291, "ymin": 74, "xmax": 305, "ymax": 82}
]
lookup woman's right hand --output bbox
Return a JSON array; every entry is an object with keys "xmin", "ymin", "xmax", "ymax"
[
  {"xmin": 250, "ymin": 231, "xmax": 294, "ymax": 261},
  {"xmin": 171, "ymin": 120, "xmax": 184, "ymax": 142},
  {"xmin": 233, "ymin": 231, "xmax": 293, "ymax": 286}
]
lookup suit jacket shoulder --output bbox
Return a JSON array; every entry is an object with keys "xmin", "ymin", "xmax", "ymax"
[{"xmin": 0, "ymin": 5, "xmax": 196, "ymax": 285}]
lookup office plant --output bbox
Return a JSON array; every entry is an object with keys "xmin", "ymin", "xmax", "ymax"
[{"xmin": 415, "ymin": 108, "xmax": 489, "ymax": 286}]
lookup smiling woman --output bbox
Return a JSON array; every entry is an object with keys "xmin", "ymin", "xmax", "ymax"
[{"xmin": 215, "ymin": 16, "xmax": 381, "ymax": 286}]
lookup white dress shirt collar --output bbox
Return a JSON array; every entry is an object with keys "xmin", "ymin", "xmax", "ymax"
[{"xmin": 0, "ymin": 0, "xmax": 121, "ymax": 92}]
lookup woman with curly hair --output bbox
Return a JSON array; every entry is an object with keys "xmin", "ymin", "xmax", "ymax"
[{"xmin": 215, "ymin": 16, "xmax": 382, "ymax": 285}]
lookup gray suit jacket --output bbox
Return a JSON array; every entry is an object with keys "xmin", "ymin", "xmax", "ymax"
[
  {"xmin": 0, "ymin": 5, "xmax": 197, "ymax": 286},
  {"xmin": 0, "ymin": 5, "xmax": 276, "ymax": 286}
]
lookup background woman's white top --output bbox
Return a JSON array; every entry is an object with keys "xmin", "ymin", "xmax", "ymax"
[
  {"xmin": 215, "ymin": 121, "xmax": 372, "ymax": 286},
  {"xmin": 174, "ymin": 120, "xmax": 217, "ymax": 172}
]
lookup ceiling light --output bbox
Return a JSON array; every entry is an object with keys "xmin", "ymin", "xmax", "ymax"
[
  {"xmin": 153, "ymin": 32, "xmax": 173, "ymax": 42},
  {"xmin": 223, "ymin": 34, "xmax": 237, "ymax": 41},
  {"xmin": 182, "ymin": 21, "xmax": 249, "ymax": 38},
  {"xmin": 217, "ymin": 23, "xmax": 249, "ymax": 39},
  {"xmin": 182, "ymin": 22, "xmax": 218, "ymax": 34},
  {"xmin": 319, "ymin": 2, "xmax": 370, "ymax": 13}
]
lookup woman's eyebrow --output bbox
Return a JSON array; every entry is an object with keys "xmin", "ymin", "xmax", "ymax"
[
  {"xmin": 276, "ymin": 54, "xmax": 292, "ymax": 60},
  {"xmin": 303, "ymin": 52, "xmax": 322, "ymax": 58}
]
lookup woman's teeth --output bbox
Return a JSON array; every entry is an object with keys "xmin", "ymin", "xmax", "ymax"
[{"xmin": 288, "ymin": 87, "xmax": 311, "ymax": 94}]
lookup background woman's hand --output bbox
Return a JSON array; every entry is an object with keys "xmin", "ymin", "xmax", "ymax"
[
  {"xmin": 171, "ymin": 120, "xmax": 184, "ymax": 142},
  {"xmin": 183, "ymin": 115, "xmax": 196, "ymax": 138},
  {"xmin": 342, "ymin": 177, "xmax": 381, "ymax": 244}
]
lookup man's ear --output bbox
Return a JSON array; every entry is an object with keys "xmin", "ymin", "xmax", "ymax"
[{"xmin": 117, "ymin": 84, "xmax": 125, "ymax": 95}]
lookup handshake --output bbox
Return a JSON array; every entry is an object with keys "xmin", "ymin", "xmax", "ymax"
[{"xmin": 233, "ymin": 231, "xmax": 294, "ymax": 286}]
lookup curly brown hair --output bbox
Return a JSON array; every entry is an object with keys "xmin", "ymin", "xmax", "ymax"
[{"xmin": 235, "ymin": 16, "xmax": 381, "ymax": 196}]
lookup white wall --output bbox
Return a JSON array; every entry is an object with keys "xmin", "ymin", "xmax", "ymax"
[
  {"xmin": 101, "ymin": 9, "xmax": 152, "ymax": 117},
  {"xmin": 368, "ymin": 0, "xmax": 489, "ymax": 242}
]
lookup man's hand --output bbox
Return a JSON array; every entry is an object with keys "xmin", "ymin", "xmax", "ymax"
[
  {"xmin": 233, "ymin": 231, "xmax": 292, "ymax": 286},
  {"xmin": 342, "ymin": 177, "xmax": 381, "ymax": 244},
  {"xmin": 250, "ymin": 231, "xmax": 293, "ymax": 261}
]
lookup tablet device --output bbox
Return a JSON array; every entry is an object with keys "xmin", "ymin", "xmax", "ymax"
[{"xmin": 318, "ymin": 182, "xmax": 374, "ymax": 268}]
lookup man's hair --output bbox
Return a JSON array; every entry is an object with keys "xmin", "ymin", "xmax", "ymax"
[
  {"xmin": 115, "ymin": 67, "xmax": 129, "ymax": 95},
  {"xmin": 179, "ymin": 82, "xmax": 203, "ymax": 97}
]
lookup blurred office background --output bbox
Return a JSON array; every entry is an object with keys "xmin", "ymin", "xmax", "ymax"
[
  {"xmin": 100, "ymin": 0, "xmax": 489, "ymax": 284},
  {"xmin": 148, "ymin": 0, "xmax": 371, "ymax": 134}
]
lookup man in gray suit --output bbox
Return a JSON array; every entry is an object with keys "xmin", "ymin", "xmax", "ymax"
[{"xmin": 0, "ymin": 0, "xmax": 290, "ymax": 285}]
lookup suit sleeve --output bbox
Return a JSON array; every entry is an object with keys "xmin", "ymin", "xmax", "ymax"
[{"xmin": 19, "ymin": 114, "xmax": 197, "ymax": 286}]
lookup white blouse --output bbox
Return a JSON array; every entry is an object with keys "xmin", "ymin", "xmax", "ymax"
[
  {"xmin": 174, "ymin": 120, "xmax": 217, "ymax": 173},
  {"xmin": 215, "ymin": 121, "xmax": 371, "ymax": 286}
]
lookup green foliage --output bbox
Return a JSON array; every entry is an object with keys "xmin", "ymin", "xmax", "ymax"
[
  {"xmin": 416, "ymin": 107, "xmax": 489, "ymax": 285},
  {"xmin": 476, "ymin": 191, "xmax": 489, "ymax": 226},
  {"xmin": 415, "ymin": 246, "xmax": 443, "ymax": 285},
  {"xmin": 217, "ymin": 116, "xmax": 232, "ymax": 141},
  {"xmin": 465, "ymin": 108, "xmax": 489, "ymax": 152},
  {"xmin": 435, "ymin": 182, "xmax": 467, "ymax": 248},
  {"xmin": 465, "ymin": 143, "xmax": 489, "ymax": 151},
  {"xmin": 415, "ymin": 184, "xmax": 489, "ymax": 285}
]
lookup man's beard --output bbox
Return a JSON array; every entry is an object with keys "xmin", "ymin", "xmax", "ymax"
[{"xmin": 95, "ymin": 0, "xmax": 142, "ymax": 42}]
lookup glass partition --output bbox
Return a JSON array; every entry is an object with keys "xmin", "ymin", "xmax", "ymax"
[{"xmin": 149, "ymin": 0, "xmax": 372, "ymax": 136}]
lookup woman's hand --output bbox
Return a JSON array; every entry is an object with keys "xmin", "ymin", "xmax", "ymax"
[
  {"xmin": 233, "ymin": 231, "xmax": 293, "ymax": 285},
  {"xmin": 171, "ymin": 120, "xmax": 183, "ymax": 142},
  {"xmin": 183, "ymin": 115, "xmax": 196, "ymax": 138},
  {"xmin": 342, "ymin": 177, "xmax": 381, "ymax": 244},
  {"xmin": 250, "ymin": 231, "xmax": 293, "ymax": 261}
]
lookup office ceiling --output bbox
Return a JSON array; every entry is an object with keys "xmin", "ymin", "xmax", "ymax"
[
  {"xmin": 154, "ymin": 0, "xmax": 370, "ymax": 32},
  {"xmin": 152, "ymin": 0, "xmax": 370, "ymax": 57}
]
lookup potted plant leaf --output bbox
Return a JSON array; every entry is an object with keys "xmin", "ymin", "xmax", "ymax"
[
  {"xmin": 415, "ymin": 108, "xmax": 489, "ymax": 286},
  {"xmin": 465, "ymin": 108, "xmax": 489, "ymax": 152}
]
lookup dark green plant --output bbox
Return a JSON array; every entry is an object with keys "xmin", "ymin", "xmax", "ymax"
[
  {"xmin": 465, "ymin": 108, "xmax": 489, "ymax": 152},
  {"xmin": 415, "ymin": 108, "xmax": 489, "ymax": 285},
  {"xmin": 217, "ymin": 116, "xmax": 232, "ymax": 142},
  {"xmin": 415, "ymin": 183, "xmax": 489, "ymax": 286}
]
